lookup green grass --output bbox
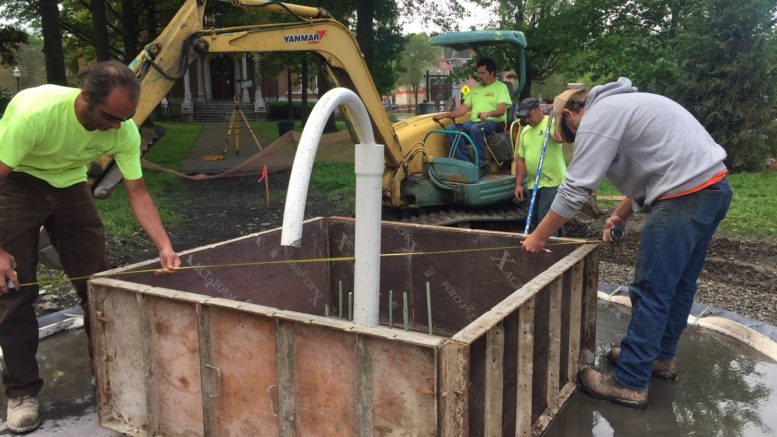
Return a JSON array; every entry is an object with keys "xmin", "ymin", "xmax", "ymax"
[
  {"xmin": 720, "ymin": 172, "xmax": 777, "ymax": 237},
  {"xmin": 97, "ymin": 122, "xmax": 200, "ymax": 240},
  {"xmin": 251, "ymin": 120, "xmax": 348, "ymax": 142},
  {"xmin": 310, "ymin": 161, "xmax": 355, "ymax": 209},
  {"xmin": 96, "ymin": 172, "xmax": 184, "ymax": 240},
  {"xmin": 143, "ymin": 122, "xmax": 203, "ymax": 171},
  {"xmin": 594, "ymin": 173, "xmax": 777, "ymax": 238}
]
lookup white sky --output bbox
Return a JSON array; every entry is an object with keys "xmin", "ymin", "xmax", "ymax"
[{"xmin": 400, "ymin": 2, "xmax": 497, "ymax": 35}]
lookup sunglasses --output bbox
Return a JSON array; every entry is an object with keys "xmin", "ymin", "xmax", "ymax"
[{"xmin": 99, "ymin": 109, "xmax": 134, "ymax": 123}]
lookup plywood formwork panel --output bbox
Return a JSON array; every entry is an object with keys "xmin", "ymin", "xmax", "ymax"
[
  {"xmin": 204, "ymin": 306, "xmax": 280, "ymax": 436},
  {"xmin": 90, "ymin": 284, "xmax": 149, "ymax": 434},
  {"xmin": 364, "ymin": 336, "xmax": 437, "ymax": 436},
  {"xmin": 148, "ymin": 296, "xmax": 204, "ymax": 436},
  {"xmin": 89, "ymin": 217, "xmax": 599, "ymax": 437},
  {"xmin": 292, "ymin": 323, "xmax": 357, "ymax": 436}
]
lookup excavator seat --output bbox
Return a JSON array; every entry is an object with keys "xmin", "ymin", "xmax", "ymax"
[
  {"xmin": 485, "ymin": 132, "xmax": 513, "ymax": 162},
  {"xmin": 429, "ymin": 157, "xmax": 480, "ymax": 184}
]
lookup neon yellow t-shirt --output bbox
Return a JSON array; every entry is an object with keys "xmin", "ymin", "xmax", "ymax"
[
  {"xmin": 464, "ymin": 80, "xmax": 512, "ymax": 123},
  {"xmin": 0, "ymin": 84, "xmax": 142, "ymax": 188},
  {"xmin": 518, "ymin": 115, "xmax": 566, "ymax": 189}
]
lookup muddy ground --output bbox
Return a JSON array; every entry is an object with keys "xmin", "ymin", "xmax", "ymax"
[{"xmin": 36, "ymin": 171, "xmax": 777, "ymax": 327}]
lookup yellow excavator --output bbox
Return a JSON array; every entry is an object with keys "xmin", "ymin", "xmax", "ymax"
[{"xmin": 91, "ymin": 0, "xmax": 530, "ymax": 226}]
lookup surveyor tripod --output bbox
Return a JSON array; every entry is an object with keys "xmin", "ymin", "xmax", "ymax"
[{"xmin": 203, "ymin": 95, "xmax": 263, "ymax": 161}]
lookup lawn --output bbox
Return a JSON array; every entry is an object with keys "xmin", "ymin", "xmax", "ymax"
[
  {"xmin": 251, "ymin": 120, "xmax": 349, "ymax": 142},
  {"xmin": 99, "ymin": 121, "xmax": 777, "ymax": 240},
  {"xmin": 96, "ymin": 122, "xmax": 201, "ymax": 240},
  {"xmin": 596, "ymin": 173, "xmax": 777, "ymax": 237},
  {"xmin": 97, "ymin": 121, "xmax": 355, "ymax": 239}
]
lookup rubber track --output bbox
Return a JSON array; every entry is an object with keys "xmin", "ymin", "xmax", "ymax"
[{"xmin": 399, "ymin": 206, "xmax": 527, "ymax": 227}]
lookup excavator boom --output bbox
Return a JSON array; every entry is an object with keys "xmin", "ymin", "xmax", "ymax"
[{"xmin": 94, "ymin": 0, "xmax": 411, "ymax": 199}]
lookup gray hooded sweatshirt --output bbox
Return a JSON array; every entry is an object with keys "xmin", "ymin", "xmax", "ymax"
[{"xmin": 550, "ymin": 77, "xmax": 727, "ymax": 218}]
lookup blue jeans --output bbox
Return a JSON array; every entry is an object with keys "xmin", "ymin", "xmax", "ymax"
[
  {"xmin": 526, "ymin": 186, "xmax": 558, "ymax": 232},
  {"xmin": 613, "ymin": 178, "xmax": 732, "ymax": 391},
  {"xmin": 446, "ymin": 120, "xmax": 497, "ymax": 168}
]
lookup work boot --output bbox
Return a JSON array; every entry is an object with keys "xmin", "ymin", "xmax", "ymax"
[
  {"xmin": 579, "ymin": 368, "xmax": 648, "ymax": 409},
  {"xmin": 606, "ymin": 347, "xmax": 678, "ymax": 381},
  {"xmin": 6, "ymin": 395, "xmax": 41, "ymax": 433}
]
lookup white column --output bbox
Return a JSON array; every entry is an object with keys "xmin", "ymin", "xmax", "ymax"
[
  {"xmin": 241, "ymin": 54, "xmax": 250, "ymax": 103},
  {"xmin": 204, "ymin": 58, "xmax": 212, "ymax": 100},
  {"xmin": 181, "ymin": 68, "xmax": 192, "ymax": 113},
  {"xmin": 232, "ymin": 56, "xmax": 241, "ymax": 99},
  {"xmin": 254, "ymin": 57, "xmax": 266, "ymax": 111},
  {"xmin": 196, "ymin": 57, "xmax": 206, "ymax": 102}
]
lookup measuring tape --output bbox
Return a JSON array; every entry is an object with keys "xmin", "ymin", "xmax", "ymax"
[
  {"xmin": 2, "ymin": 239, "xmax": 602, "ymax": 289},
  {"xmin": 609, "ymin": 225, "xmax": 626, "ymax": 242}
]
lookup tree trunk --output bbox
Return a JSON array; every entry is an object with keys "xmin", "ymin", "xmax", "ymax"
[
  {"xmin": 121, "ymin": 0, "xmax": 138, "ymax": 61},
  {"xmin": 91, "ymin": 0, "xmax": 111, "ymax": 61},
  {"xmin": 40, "ymin": 0, "xmax": 67, "ymax": 84},
  {"xmin": 301, "ymin": 54, "xmax": 309, "ymax": 123},
  {"xmin": 287, "ymin": 69, "xmax": 294, "ymax": 121},
  {"xmin": 317, "ymin": 63, "xmax": 337, "ymax": 132},
  {"xmin": 356, "ymin": 0, "xmax": 374, "ymax": 69}
]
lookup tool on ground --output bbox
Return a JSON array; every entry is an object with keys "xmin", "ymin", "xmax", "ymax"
[
  {"xmin": 524, "ymin": 116, "xmax": 553, "ymax": 234},
  {"xmin": 203, "ymin": 95, "xmax": 263, "ymax": 161},
  {"xmin": 609, "ymin": 225, "xmax": 625, "ymax": 242}
]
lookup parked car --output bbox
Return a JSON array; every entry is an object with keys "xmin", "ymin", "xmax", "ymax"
[{"xmin": 383, "ymin": 102, "xmax": 399, "ymax": 111}]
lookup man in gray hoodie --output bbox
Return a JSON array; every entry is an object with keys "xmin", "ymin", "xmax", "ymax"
[{"xmin": 522, "ymin": 78, "xmax": 732, "ymax": 409}]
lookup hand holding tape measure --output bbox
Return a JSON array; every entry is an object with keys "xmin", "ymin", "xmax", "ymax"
[
  {"xmin": 603, "ymin": 216, "xmax": 626, "ymax": 243},
  {"xmin": 0, "ymin": 249, "xmax": 19, "ymax": 292}
]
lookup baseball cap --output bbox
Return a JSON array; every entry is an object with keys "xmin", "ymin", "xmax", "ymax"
[{"xmin": 516, "ymin": 97, "xmax": 540, "ymax": 117}]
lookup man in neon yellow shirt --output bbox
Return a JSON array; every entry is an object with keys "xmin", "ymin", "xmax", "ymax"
[
  {"xmin": 433, "ymin": 57, "xmax": 512, "ymax": 174},
  {"xmin": 514, "ymin": 97, "xmax": 566, "ymax": 231},
  {"xmin": 0, "ymin": 61, "xmax": 180, "ymax": 433}
]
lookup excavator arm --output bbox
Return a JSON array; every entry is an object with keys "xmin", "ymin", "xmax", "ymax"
[{"xmin": 93, "ymin": 0, "xmax": 413, "ymax": 204}]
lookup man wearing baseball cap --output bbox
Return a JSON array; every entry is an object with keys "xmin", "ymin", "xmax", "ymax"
[
  {"xmin": 522, "ymin": 77, "xmax": 732, "ymax": 409},
  {"xmin": 514, "ymin": 97, "xmax": 566, "ymax": 230}
]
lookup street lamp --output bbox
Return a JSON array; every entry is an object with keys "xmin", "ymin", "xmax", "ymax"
[{"xmin": 12, "ymin": 66, "xmax": 20, "ymax": 92}]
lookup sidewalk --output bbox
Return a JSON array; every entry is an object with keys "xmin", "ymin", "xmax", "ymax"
[{"xmin": 179, "ymin": 122, "xmax": 293, "ymax": 175}]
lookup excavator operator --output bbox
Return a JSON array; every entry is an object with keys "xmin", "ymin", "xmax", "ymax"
[{"xmin": 433, "ymin": 57, "xmax": 512, "ymax": 175}]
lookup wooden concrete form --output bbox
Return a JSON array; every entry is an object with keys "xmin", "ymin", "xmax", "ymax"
[{"xmin": 89, "ymin": 217, "xmax": 598, "ymax": 436}]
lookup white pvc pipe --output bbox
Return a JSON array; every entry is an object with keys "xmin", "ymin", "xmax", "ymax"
[{"xmin": 280, "ymin": 88, "xmax": 383, "ymax": 326}]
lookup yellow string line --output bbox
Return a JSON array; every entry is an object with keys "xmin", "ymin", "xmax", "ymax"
[{"xmin": 17, "ymin": 239, "xmax": 598, "ymax": 288}]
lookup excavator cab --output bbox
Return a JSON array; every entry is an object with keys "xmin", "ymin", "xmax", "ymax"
[
  {"xmin": 429, "ymin": 29, "xmax": 527, "ymax": 167},
  {"xmin": 394, "ymin": 30, "xmax": 527, "ymax": 218}
]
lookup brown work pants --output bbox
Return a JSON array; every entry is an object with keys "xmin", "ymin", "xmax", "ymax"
[{"xmin": 0, "ymin": 172, "xmax": 108, "ymax": 398}]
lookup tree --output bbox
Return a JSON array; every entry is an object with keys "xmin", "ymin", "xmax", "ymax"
[
  {"xmin": 91, "ymin": 0, "xmax": 111, "ymax": 61},
  {"xmin": 573, "ymin": 0, "xmax": 777, "ymax": 170},
  {"xmin": 0, "ymin": 25, "xmax": 28, "ymax": 66},
  {"xmin": 364, "ymin": 1, "xmax": 404, "ymax": 96},
  {"xmin": 470, "ymin": 0, "xmax": 605, "ymax": 99},
  {"xmin": 40, "ymin": 0, "xmax": 67, "ymax": 85},
  {"xmin": 399, "ymin": 33, "xmax": 438, "ymax": 109},
  {"xmin": 356, "ymin": 0, "xmax": 375, "ymax": 69},
  {"xmin": 667, "ymin": 0, "xmax": 777, "ymax": 170}
]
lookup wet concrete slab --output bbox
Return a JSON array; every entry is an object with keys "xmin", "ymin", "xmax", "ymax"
[
  {"xmin": 0, "ymin": 329, "xmax": 120, "ymax": 436},
  {"xmin": 545, "ymin": 302, "xmax": 777, "ymax": 437},
  {"xmin": 2, "ymin": 301, "xmax": 776, "ymax": 436}
]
